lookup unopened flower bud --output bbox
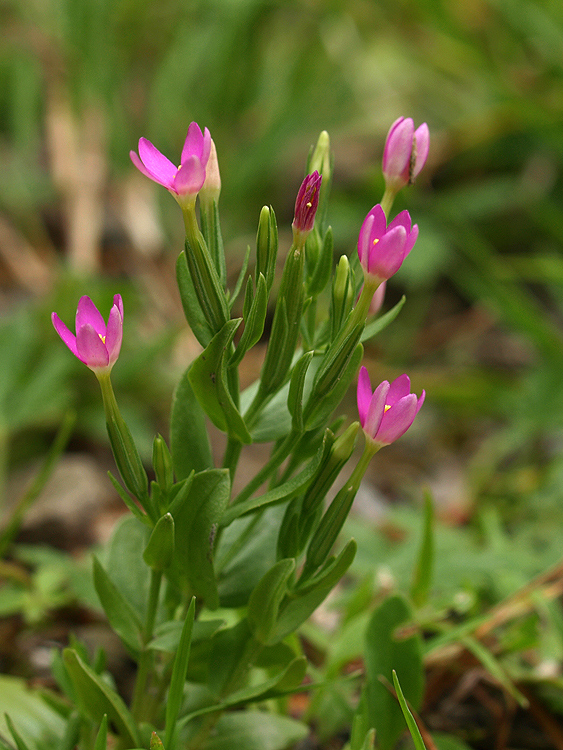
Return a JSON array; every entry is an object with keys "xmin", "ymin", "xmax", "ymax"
[
  {"xmin": 292, "ymin": 171, "xmax": 322, "ymax": 244},
  {"xmin": 383, "ymin": 117, "xmax": 429, "ymax": 192}
]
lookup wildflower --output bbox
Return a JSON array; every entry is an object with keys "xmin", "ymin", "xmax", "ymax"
[
  {"xmin": 52, "ymin": 295, "xmax": 123, "ymax": 374},
  {"xmin": 292, "ymin": 171, "xmax": 322, "ymax": 243},
  {"xmin": 383, "ymin": 117, "xmax": 429, "ymax": 192},
  {"xmin": 130, "ymin": 122, "xmax": 212, "ymax": 208},
  {"xmin": 357, "ymin": 366, "xmax": 424, "ymax": 446},
  {"xmin": 358, "ymin": 205, "xmax": 418, "ymax": 284}
]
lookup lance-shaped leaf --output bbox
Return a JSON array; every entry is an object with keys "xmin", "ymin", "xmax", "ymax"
[
  {"xmin": 188, "ymin": 319, "xmax": 251, "ymax": 444},
  {"xmin": 307, "ymin": 226, "xmax": 334, "ymax": 298},
  {"xmin": 93, "ymin": 557, "xmax": 143, "ymax": 654},
  {"xmin": 361, "ymin": 295, "xmax": 406, "ymax": 342},
  {"xmin": 170, "ymin": 370, "xmax": 213, "ymax": 479},
  {"xmin": 248, "ymin": 559, "xmax": 296, "ymax": 644},
  {"xmin": 143, "ymin": 513, "xmax": 175, "ymax": 572},
  {"xmin": 62, "ymin": 648, "xmax": 140, "ymax": 748},
  {"xmin": 173, "ymin": 469, "xmax": 230, "ymax": 609},
  {"xmin": 288, "ymin": 350, "xmax": 314, "ymax": 433}
]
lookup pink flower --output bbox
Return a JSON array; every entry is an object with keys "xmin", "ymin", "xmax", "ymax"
[
  {"xmin": 383, "ymin": 117, "xmax": 429, "ymax": 191},
  {"xmin": 292, "ymin": 171, "xmax": 322, "ymax": 238},
  {"xmin": 358, "ymin": 205, "xmax": 418, "ymax": 283},
  {"xmin": 357, "ymin": 366, "xmax": 424, "ymax": 446},
  {"xmin": 52, "ymin": 295, "xmax": 123, "ymax": 373},
  {"xmin": 130, "ymin": 122, "xmax": 212, "ymax": 207}
]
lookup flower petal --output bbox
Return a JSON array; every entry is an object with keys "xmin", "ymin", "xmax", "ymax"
[
  {"xmin": 138, "ymin": 138, "xmax": 177, "ymax": 188},
  {"xmin": 386, "ymin": 374, "xmax": 412, "ymax": 406},
  {"xmin": 367, "ymin": 225, "xmax": 407, "ymax": 279},
  {"xmin": 388, "ymin": 210, "xmax": 412, "ymax": 234},
  {"xmin": 404, "ymin": 223, "xmax": 418, "ymax": 256},
  {"xmin": 383, "ymin": 117, "xmax": 413, "ymax": 179},
  {"xmin": 105, "ymin": 303, "xmax": 123, "ymax": 365},
  {"xmin": 76, "ymin": 296, "xmax": 106, "ymax": 337},
  {"xmin": 357, "ymin": 366, "xmax": 373, "ymax": 427},
  {"xmin": 181, "ymin": 122, "xmax": 204, "ymax": 164},
  {"xmin": 76, "ymin": 324, "xmax": 110, "ymax": 370},
  {"xmin": 375, "ymin": 393, "xmax": 418, "ymax": 445},
  {"xmin": 365, "ymin": 380, "xmax": 389, "ymax": 439},
  {"xmin": 413, "ymin": 123, "xmax": 430, "ymax": 178},
  {"xmin": 174, "ymin": 155, "xmax": 206, "ymax": 195},
  {"xmin": 51, "ymin": 313, "xmax": 79, "ymax": 358}
]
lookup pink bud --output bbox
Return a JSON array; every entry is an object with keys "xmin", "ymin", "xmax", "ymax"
[
  {"xmin": 382, "ymin": 117, "xmax": 429, "ymax": 191},
  {"xmin": 292, "ymin": 171, "xmax": 322, "ymax": 240}
]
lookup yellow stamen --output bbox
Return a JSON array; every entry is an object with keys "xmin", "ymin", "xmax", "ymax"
[
  {"xmin": 306, "ymin": 201, "xmax": 312, "ymax": 208},
  {"xmin": 373, "ymin": 238, "xmax": 379, "ymax": 246},
  {"xmin": 384, "ymin": 404, "xmax": 391, "ymax": 412},
  {"xmin": 99, "ymin": 334, "xmax": 106, "ymax": 344}
]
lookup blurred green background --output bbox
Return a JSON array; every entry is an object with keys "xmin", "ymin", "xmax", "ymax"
[{"xmin": 1, "ymin": 0, "xmax": 563, "ymax": 577}]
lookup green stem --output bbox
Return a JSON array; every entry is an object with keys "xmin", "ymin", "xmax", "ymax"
[
  {"xmin": 231, "ymin": 429, "xmax": 298, "ymax": 507},
  {"xmin": 131, "ymin": 568, "xmax": 162, "ymax": 722},
  {"xmin": 379, "ymin": 186, "xmax": 397, "ymax": 218}
]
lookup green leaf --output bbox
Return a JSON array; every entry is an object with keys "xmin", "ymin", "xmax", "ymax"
[
  {"xmin": 106, "ymin": 516, "xmax": 151, "ymax": 621},
  {"xmin": 165, "ymin": 597, "xmax": 196, "ymax": 750},
  {"xmin": 201, "ymin": 712, "xmax": 308, "ymax": 750},
  {"xmin": 308, "ymin": 226, "xmax": 334, "ymax": 298},
  {"xmin": 392, "ymin": 671, "xmax": 427, "ymax": 750},
  {"xmin": 176, "ymin": 250, "xmax": 213, "ymax": 347},
  {"xmin": 410, "ymin": 491, "xmax": 434, "ymax": 608},
  {"xmin": 0, "ymin": 677, "xmax": 65, "ymax": 749},
  {"xmin": 143, "ymin": 513, "xmax": 175, "ymax": 571},
  {"xmin": 271, "ymin": 540, "xmax": 357, "ymax": 644},
  {"xmin": 248, "ymin": 559, "xmax": 296, "ymax": 644},
  {"xmin": 188, "ymin": 319, "xmax": 252, "ymax": 444},
  {"xmin": 364, "ymin": 595, "xmax": 424, "ymax": 750},
  {"xmin": 171, "ymin": 367, "xmax": 214, "ymax": 479},
  {"xmin": 62, "ymin": 648, "xmax": 140, "ymax": 748},
  {"xmin": 107, "ymin": 471, "xmax": 148, "ymax": 524},
  {"xmin": 229, "ymin": 244, "xmax": 252, "ymax": 309},
  {"xmin": 93, "ymin": 556, "xmax": 143, "ymax": 654},
  {"xmin": 361, "ymin": 296, "xmax": 406, "ymax": 342},
  {"xmin": 173, "ymin": 469, "xmax": 230, "ymax": 608},
  {"xmin": 223, "ymin": 656, "xmax": 307, "ymax": 706}
]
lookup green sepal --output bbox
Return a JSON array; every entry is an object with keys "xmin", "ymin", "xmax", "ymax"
[
  {"xmin": 151, "ymin": 732, "xmax": 166, "ymax": 750},
  {"xmin": 270, "ymin": 539, "xmax": 356, "ymax": 643},
  {"xmin": 143, "ymin": 513, "xmax": 175, "ymax": 572},
  {"xmin": 248, "ymin": 558, "xmax": 296, "ymax": 644},
  {"xmin": 62, "ymin": 648, "xmax": 140, "ymax": 748},
  {"xmin": 188, "ymin": 319, "xmax": 251, "ymax": 444},
  {"xmin": 167, "ymin": 473, "xmax": 194, "ymax": 517},
  {"xmin": 361, "ymin": 295, "xmax": 406, "ymax": 342},
  {"xmin": 304, "ymin": 342, "xmax": 364, "ymax": 430},
  {"xmin": 170, "ymin": 368, "xmax": 213, "ymax": 479},
  {"xmin": 307, "ymin": 226, "xmax": 334, "ymax": 298},
  {"xmin": 288, "ymin": 351, "xmax": 314, "ymax": 432},
  {"xmin": 230, "ymin": 273, "xmax": 268, "ymax": 367},
  {"xmin": 92, "ymin": 556, "xmax": 143, "ymax": 654},
  {"xmin": 176, "ymin": 250, "xmax": 213, "ymax": 347},
  {"xmin": 164, "ymin": 597, "xmax": 195, "ymax": 749},
  {"xmin": 173, "ymin": 469, "xmax": 230, "ymax": 609},
  {"xmin": 93, "ymin": 715, "xmax": 108, "ymax": 750},
  {"xmin": 103, "ymin": 407, "xmax": 149, "ymax": 510}
]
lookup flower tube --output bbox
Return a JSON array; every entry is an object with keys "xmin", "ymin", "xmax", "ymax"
[
  {"xmin": 52, "ymin": 295, "xmax": 123, "ymax": 374},
  {"xmin": 357, "ymin": 366, "xmax": 424, "ymax": 447}
]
